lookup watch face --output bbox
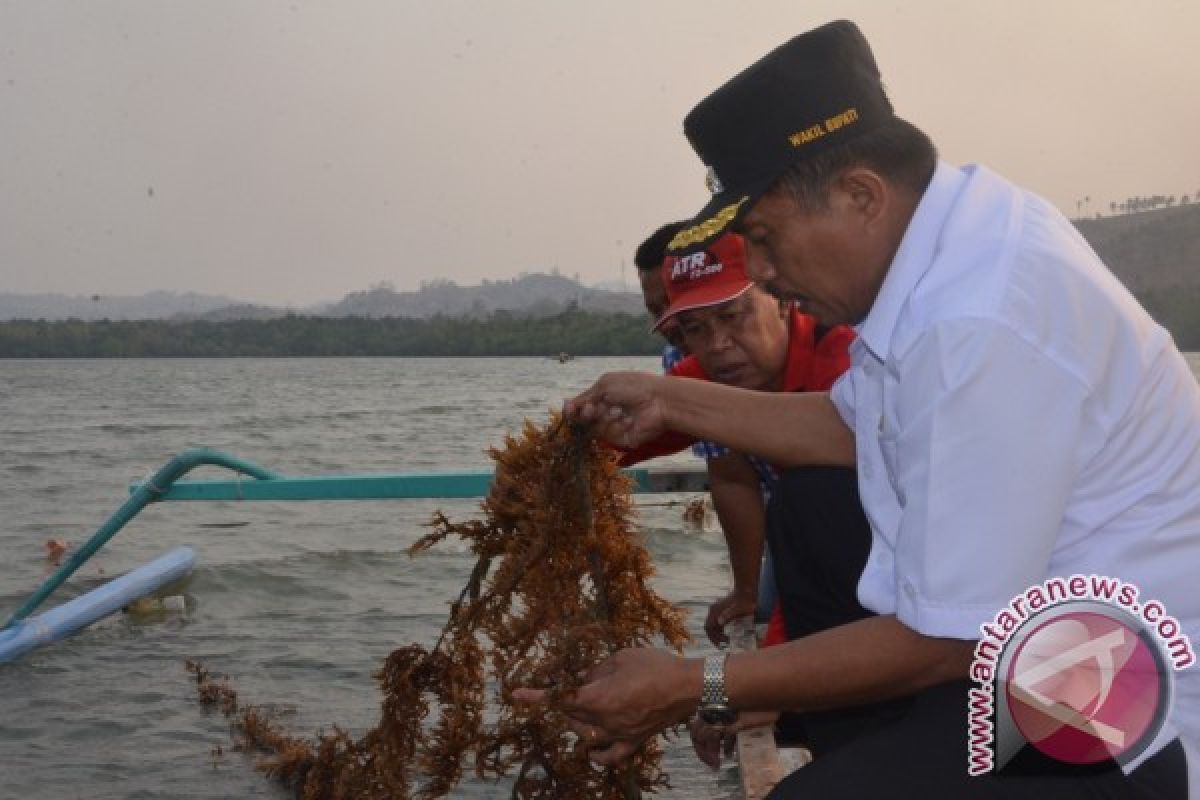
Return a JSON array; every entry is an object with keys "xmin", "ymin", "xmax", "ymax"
[{"xmin": 699, "ymin": 705, "xmax": 738, "ymax": 727}]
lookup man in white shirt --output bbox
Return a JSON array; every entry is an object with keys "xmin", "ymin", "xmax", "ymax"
[{"xmin": 516, "ymin": 19, "xmax": 1197, "ymax": 798}]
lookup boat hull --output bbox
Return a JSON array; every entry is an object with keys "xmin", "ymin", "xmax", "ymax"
[{"xmin": 0, "ymin": 546, "xmax": 195, "ymax": 664}]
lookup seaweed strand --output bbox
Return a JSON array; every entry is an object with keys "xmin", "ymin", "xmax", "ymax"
[{"xmin": 187, "ymin": 413, "xmax": 689, "ymax": 798}]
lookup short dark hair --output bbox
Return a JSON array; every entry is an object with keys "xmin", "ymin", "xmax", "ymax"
[
  {"xmin": 769, "ymin": 116, "xmax": 937, "ymax": 210},
  {"xmin": 634, "ymin": 220, "xmax": 689, "ymax": 273}
]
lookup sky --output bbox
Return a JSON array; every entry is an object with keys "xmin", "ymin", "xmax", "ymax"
[{"xmin": 1, "ymin": 1, "xmax": 1197, "ymax": 307}]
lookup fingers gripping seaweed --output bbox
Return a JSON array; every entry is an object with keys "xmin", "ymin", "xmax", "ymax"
[{"xmin": 188, "ymin": 415, "xmax": 689, "ymax": 798}]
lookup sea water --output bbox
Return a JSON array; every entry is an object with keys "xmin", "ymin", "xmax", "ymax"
[
  {"xmin": 0, "ymin": 357, "xmax": 741, "ymax": 799},
  {"xmin": 1, "ymin": 354, "xmax": 1198, "ymax": 799}
]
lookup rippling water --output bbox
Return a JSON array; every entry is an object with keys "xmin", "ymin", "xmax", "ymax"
[
  {"xmin": 3, "ymin": 354, "xmax": 1198, "ymax": 799},
  {"xmin": 0, "ymin": 358, "xmax": 745, "ymax": 800}
]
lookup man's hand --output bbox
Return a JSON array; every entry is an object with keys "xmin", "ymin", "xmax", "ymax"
[
  {"xmin": 564, "ymin": 372, "xmax": 670, "ymax": 449},
  {"xmin": 704, "ymin": 591, "xmax": 757, "ymax": 647},
  {"xmin": 688, "ymin": 713, "xmax": 732, "ymax": 770},
  {"xmin": 688, "ymin": 710, "xmax": 780, "ymax": 770},
  {"xmin": 513, "ymin": 647, "xmax": 701, "ymax": 766}
]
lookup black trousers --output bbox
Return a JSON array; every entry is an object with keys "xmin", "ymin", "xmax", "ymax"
[
  {"xmin": 767, "ymin": 681, "xmax": 1188, "ymax": 799},
  {"xmin": 765, "ymin": 466, "xmax": 911, "ymax": 754},
  {"xmin": 762, "ymin": 468, "xmax": 1188, "ymax": 798},
  {"xmin": 765, "ymin": 466, "xmax": 875, "ymax": 640}
]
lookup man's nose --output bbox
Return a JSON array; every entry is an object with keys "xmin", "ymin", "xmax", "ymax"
[{"xmin": 709, "ymin": 323, "xmax": 735, "ymax": 351}]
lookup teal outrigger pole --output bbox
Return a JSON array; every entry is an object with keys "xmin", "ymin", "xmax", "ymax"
[
  {"xmin": 133, "ymin": 461, "xmax": 707, "ymax": 501},
  {"xmin": 3, "ymin": 448, "xmax": 277, "ymax": 631},
  {"xmin": 1, "ymin": 447, "xmax": 706, "ymax": 662}
]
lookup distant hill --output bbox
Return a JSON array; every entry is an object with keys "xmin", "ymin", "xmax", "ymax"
[
  {"xmin": 1074, "ymin": 204, "xmax": 1199, "ymax": 295},
  {"xmin": 3, "ymin": 210, "xmax": 1194, "ymax": 344},
  {"xmin": 0, "ymin": 290, "xmax": 244, "ymax": 321},
  {"xmin": 318, "ymin": 274, "xmax": 643, "ymax": 319},
  {"xmin": 0, "ymin": 274, "xmax": 645, "ymax": 322},
  {"xmin": 1074, "ymin": 204, "xmax": 1200, "ymax": 348},
  {"xmin": 591, "ymin": 279, "xmax": 636, "ymax": 292}
]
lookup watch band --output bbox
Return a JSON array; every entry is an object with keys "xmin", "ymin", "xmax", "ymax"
[{"xmin": 701, "ymin": 653, "xmax": 730, "ymax": 707}]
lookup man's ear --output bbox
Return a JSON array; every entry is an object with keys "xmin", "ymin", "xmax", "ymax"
[{"xmin": 837, "ymin": 167, "xmax": 887, "ymax": 226}]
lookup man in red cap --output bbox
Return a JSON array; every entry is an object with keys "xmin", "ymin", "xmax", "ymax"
[
  {"xmin": 625, "ymin": 231, "xmax": 920, "ymax": 766},
  {"xmin": 623, "ymin": 231, "xmax": 861, "ymax": 648}
]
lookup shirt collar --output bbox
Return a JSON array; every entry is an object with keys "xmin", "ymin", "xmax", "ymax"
[
  {"xmin": 781, "ymin": 307, "xmax": 815, "ymax": 392},
  {"xmin": 856, "ymin": 162, "xmax": 967, "ymax": 362}
]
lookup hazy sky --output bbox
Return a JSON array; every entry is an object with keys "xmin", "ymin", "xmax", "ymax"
[{"xmin": 2, "ymin": 1, "xmax": 1197, "ymax": 306}]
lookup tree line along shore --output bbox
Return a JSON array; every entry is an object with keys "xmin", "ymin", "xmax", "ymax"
[
  {"xmin": 1, "ymin": 285, "xmax": 1198, "ymax": 358},
  {"xmin": 0, "ymin": 310, "xmax": 664, "ymax": 358}
]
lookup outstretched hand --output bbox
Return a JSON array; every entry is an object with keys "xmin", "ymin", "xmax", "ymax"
[{"xmin": 564, "ymin": 372, "xmax": 670, "ymax": 450}]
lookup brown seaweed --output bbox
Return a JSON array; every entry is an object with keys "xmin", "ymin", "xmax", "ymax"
[{"xmin": 188, "ymin": 414, "xmax": 690, "ymax": 798}]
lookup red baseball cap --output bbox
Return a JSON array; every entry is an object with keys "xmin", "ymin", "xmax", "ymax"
[{"xmin": 652, "ymin": 232, "xmax": 754, "ymax": 332}]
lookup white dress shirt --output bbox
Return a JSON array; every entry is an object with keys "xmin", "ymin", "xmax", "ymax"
[{"xmin": 830, "ymin": 162, "xmax": 1200, "ymax": 785}]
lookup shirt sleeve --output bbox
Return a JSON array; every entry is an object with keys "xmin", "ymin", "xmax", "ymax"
[
  {"xmin": 888, "ymin": 319, "xmax": 1089, "ymax": 639},
  {"xmin": 615, "ymin": 430, "xmax": 697, "ymax": 467},
  {"xmin": 829, "ymin": 368, "xmax": 858, "ymax": 431},
  {"xmin": 664, "ymin": 356, "xmax": 727, "ymax": 459}
]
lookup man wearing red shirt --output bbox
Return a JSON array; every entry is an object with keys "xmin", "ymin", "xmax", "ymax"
[
  {"xmin": 623, "ymin": 230, "xmax": 854, "ymax": 637},
  {"xmin": 625, "ymin": 232, "xmax": 909, "ymax": 760}
]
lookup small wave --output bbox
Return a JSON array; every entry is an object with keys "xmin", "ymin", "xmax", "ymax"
[
  {"xmin": 3, "ymin": 447, "xmax": 98, "ymax": 460},
  {"xmin": 192, "ymin": 561, "xmax": 348, "ymax": 603},
  {"xmin": 93, "ymin": 422, "xmax": 192, "ymax": 435},
  {"xmin": 410, "ymin": 405, "xmax": 463, "ymax": 415},
  {"xmin": 30, "ymin": 483, "xmax": 73, "ymax": 497},
  {"xmin": 187, "ymin": 547, "xmax": 431, "ymax": 597},
  {"xmin": 294, "ymin": 409, "xmax": 376, "ymax": 422},
  {"xmin": 223, "ymin": 409, "xmax": 378, "ymax": 427},
  {"xmin": 203, "ymin": 548, "xmax": 402, "ymax": 572}
]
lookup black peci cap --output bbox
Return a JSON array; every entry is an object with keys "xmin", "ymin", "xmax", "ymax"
[{"xmin": 667, "ymin": 20, "xmax": 894, "ymax": 253}]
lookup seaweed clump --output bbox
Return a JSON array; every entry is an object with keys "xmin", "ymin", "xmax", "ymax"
[{"xmin": 188, "ymin": 415, "xmax": 690, "ymax": 798}]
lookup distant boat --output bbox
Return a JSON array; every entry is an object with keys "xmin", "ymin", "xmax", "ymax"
[{"xmin": 555, "ymin": 352, "xmax": 574, "ymax": 363}]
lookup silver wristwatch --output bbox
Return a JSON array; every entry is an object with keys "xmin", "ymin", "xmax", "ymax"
[{"xmin": 698, "ymin": 653, "xmax": 737, "ymax": 726}]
